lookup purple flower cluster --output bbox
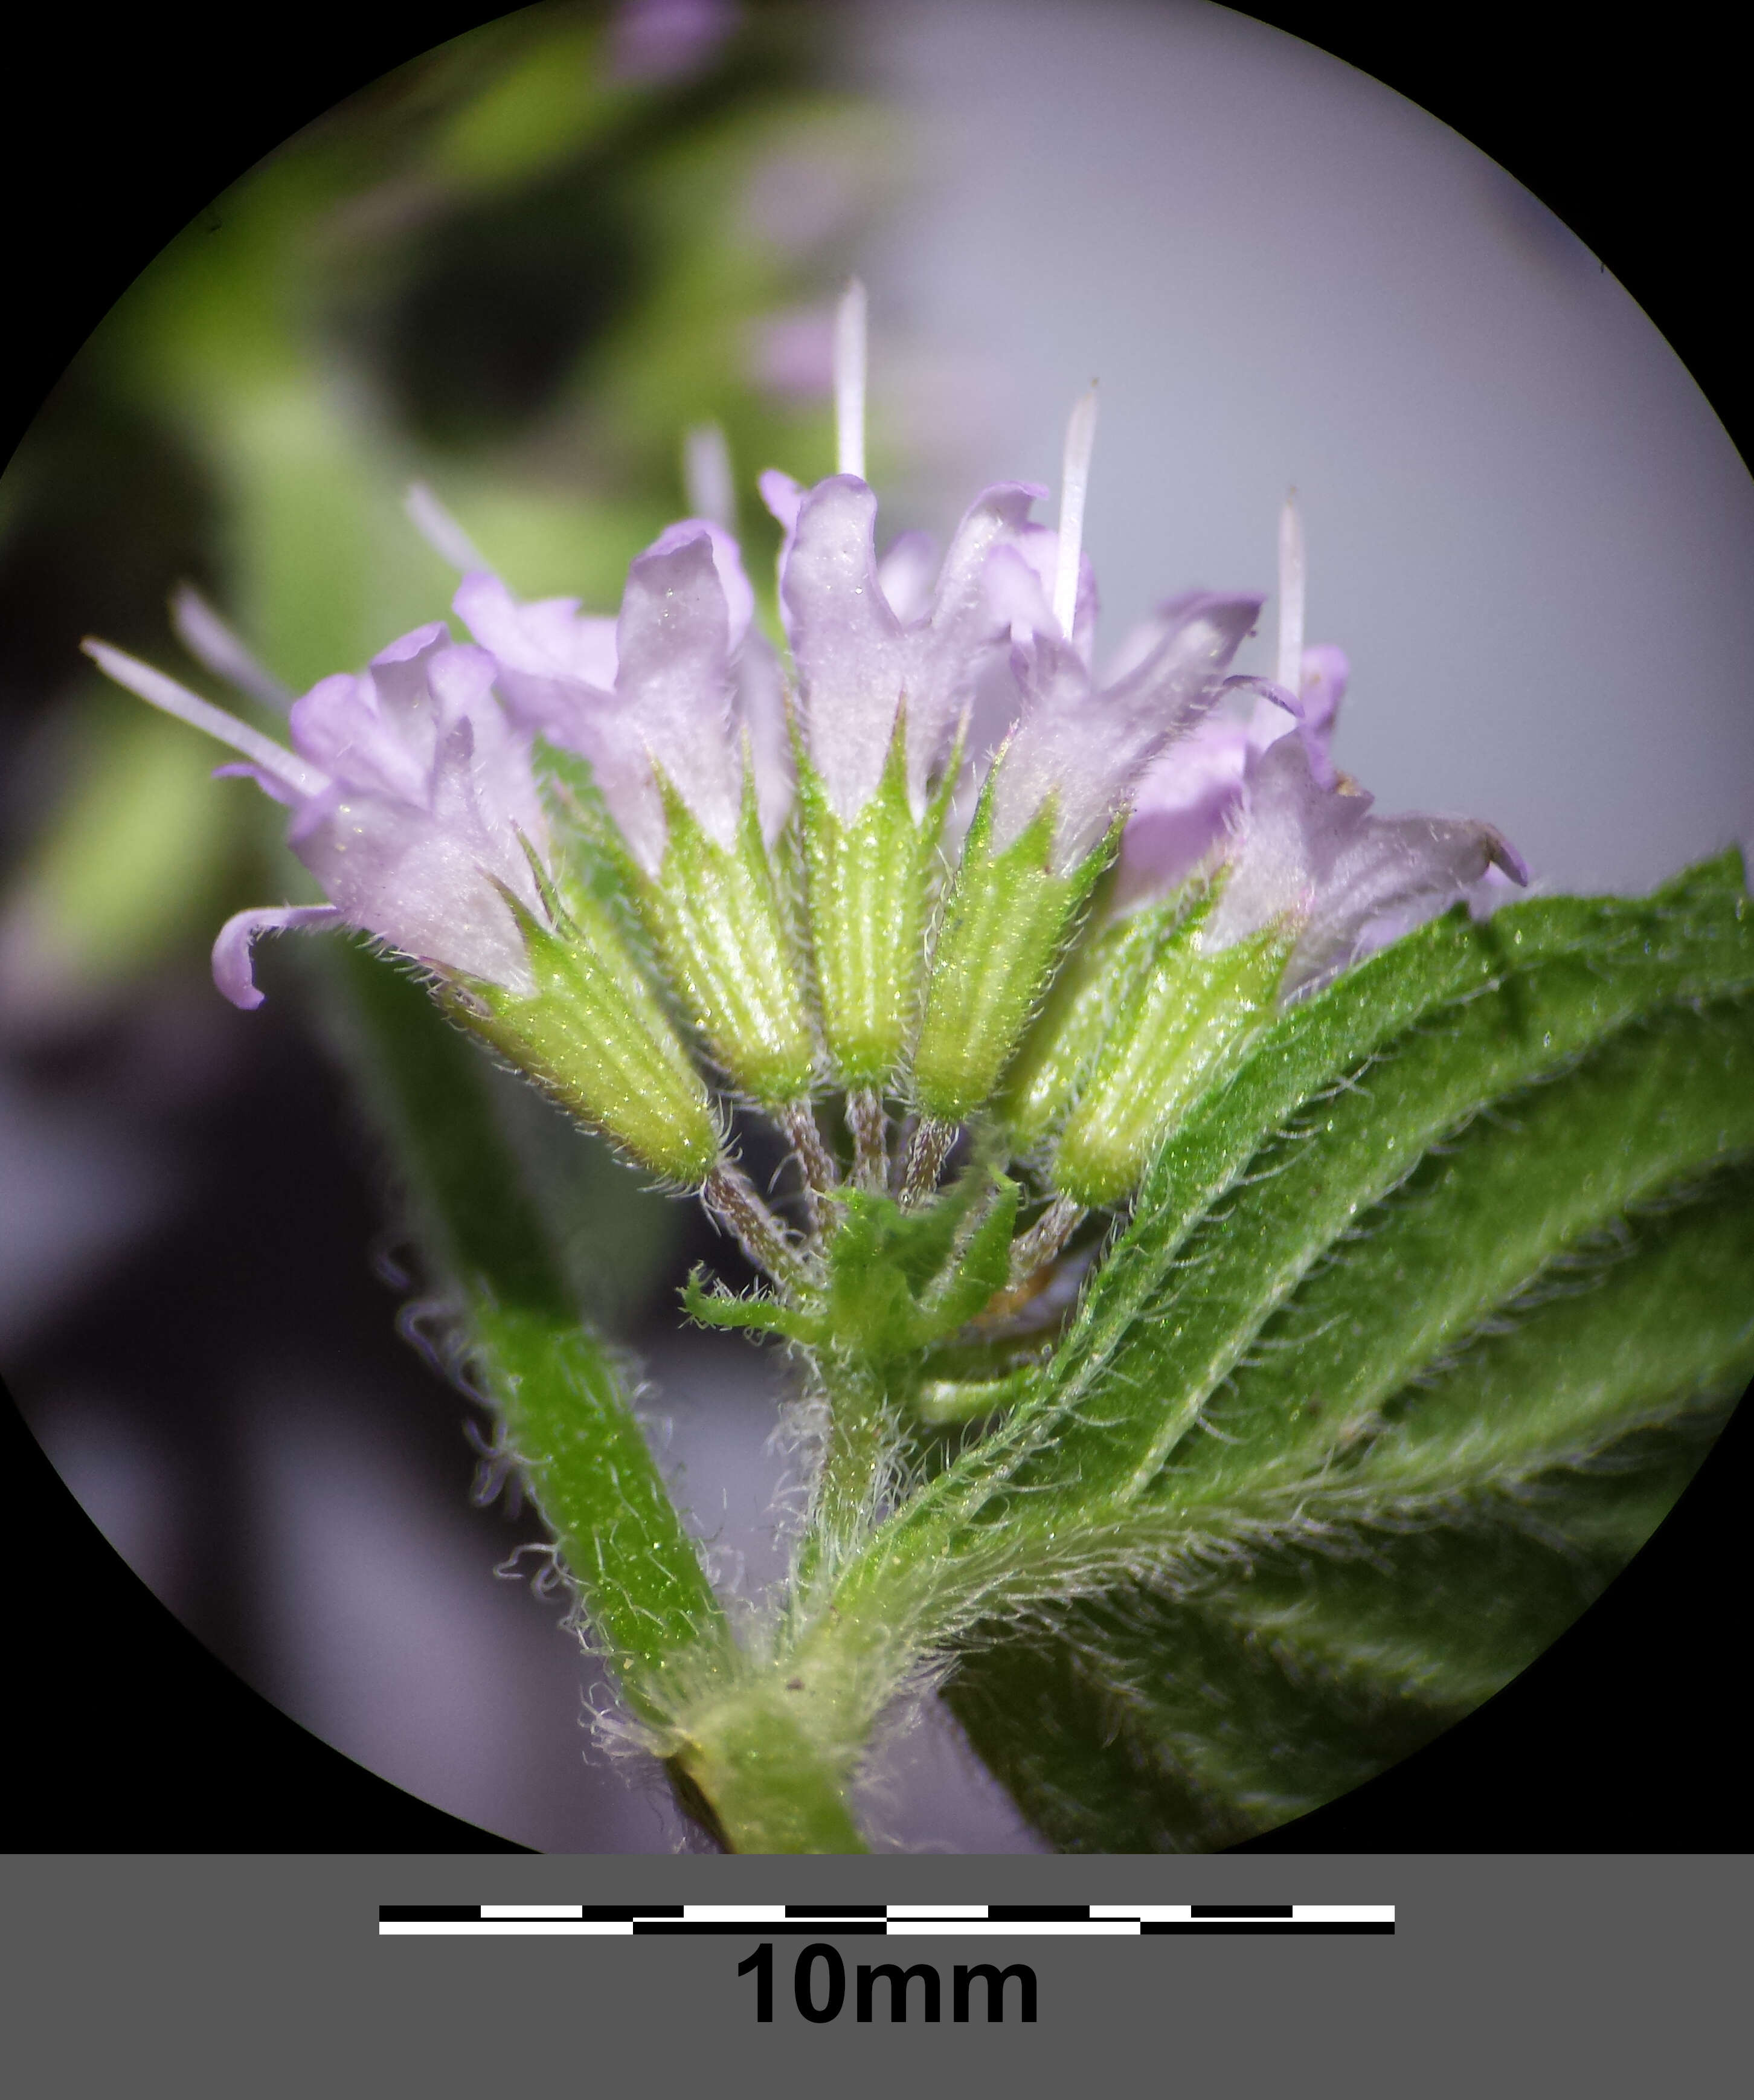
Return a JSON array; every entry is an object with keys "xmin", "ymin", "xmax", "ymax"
[{"xmin": 89, "ymin": 301, "xmax": 1523, "ymax": 1049}]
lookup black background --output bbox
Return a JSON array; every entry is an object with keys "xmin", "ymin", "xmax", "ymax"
[{"xmin": 2, "ymin": 0, "xmax": 1749, "ymax": 1854}]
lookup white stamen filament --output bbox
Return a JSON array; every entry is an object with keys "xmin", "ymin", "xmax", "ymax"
[
  {"xmin": 1276, "ymin": 490, "xmax": 1305, "ymax": 695},
  {"xmin": 834, "ymin": 277, "xmax": 867, "ymax": 481},
  {"xmin": 1052, "ymin": 385, "xmax": 1099, "ymax": 640},
  {"xmin": 82, "ymin": 641, "xmax": 330, "ymax": 800},
  {"xmin": 684, "ymin": 422, "xmax": 736, "ymax": 529},
  {"xmin": 170, "ymin": 585, "xmax": 294, "ymax": 713},
  {"xmin": 405, "ymin": 482, "xmax": 487, "ymax": 572}
]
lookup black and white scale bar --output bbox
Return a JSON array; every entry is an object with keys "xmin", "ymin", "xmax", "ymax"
[{"xmin": 379, "ymin": 1903, "xmax": 1393, "ymax": 1937}]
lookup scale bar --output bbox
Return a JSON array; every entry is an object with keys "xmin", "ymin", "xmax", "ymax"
[{"xmin": 381, "ymin": 1903, "xmax": 1394, "ymax": 1938}]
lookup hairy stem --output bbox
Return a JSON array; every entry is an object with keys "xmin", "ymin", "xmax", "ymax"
[
  {"xmin": 792, "ymin": 1359, "xmax": 903, "ymax": 1604},
  {"xmin": 323, "ymin": 946, "xmax": 731, "ymax": 1694},
  {"xmin": 778, "ymin": 1098, "xmax": 837, "ymax": 1233},
  {"xmin": 1009, "ymin": 1193, "xmax": 1085, "ymax": 1286},
  {"xmin": 848, "ymin": 1086, "xmax": 888, "ymax": 1192},
  {"xmin": 901, "ymin": 1115, "xmax": 958, "ymax": 1206},
  {"xmin": 705, "ymin": 1159, "xmax": 805, "ymax": 1284},
  {"xmin": 669, "ymin": 1681, "xmax": 870, "ymax": 1854}
]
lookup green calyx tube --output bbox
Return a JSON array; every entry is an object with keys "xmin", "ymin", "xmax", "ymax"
[
  {"xmin": 1000, "ymin": 881, "xmax": 1183, "ymax": 1151},
  {"xmin": 638, "ymin": 765, "xmax": 818, "ymax": 1110},
  {"xmin": 1052, "ymin": 906, "xmax": 1293, "ymax": 1206},
  {"xmin": 449, "ymin": 877, "xmax": 722, "ymax": 1188},
  {"xmin": 913, "ymin": 775, "xmax": 1113, "ymax": 1124},
  {"xmin": 798, "ymin": 715, "xmax": 949, "ymax": 1092}
]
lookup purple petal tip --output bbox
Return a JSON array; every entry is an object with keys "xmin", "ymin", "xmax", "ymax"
[
  {"xmin": 1488, "ymin": 830, "xmax": 1531, "ymax": 886},
  {"xmin": 211, "ymin": 903, "xmax": 341, "ymax": 1009}
]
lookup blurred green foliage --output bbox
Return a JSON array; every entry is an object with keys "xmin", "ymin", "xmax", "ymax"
[{"xmin": 0, "ymin": 0, "xmax": 895, "ymax": 1018}]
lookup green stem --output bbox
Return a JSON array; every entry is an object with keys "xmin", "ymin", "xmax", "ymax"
[
  {"xmin": 847, "ymin": 1087, "xmax": 888, "ymax": 1191},
  {"xmin": 792, "ymin": 1359, "xmax": 901, "ymax": 1605},
  {"xmin": 472, "ymin": 1301, "xmax": 731, "ymax": 1698},
  {"xmin": 319, "ymin": 943, "xmax": 732, "ymax": 1703},
  {"xmin": 669, "ymin": 1682, "xmax": 871, "ymax": 1854}
]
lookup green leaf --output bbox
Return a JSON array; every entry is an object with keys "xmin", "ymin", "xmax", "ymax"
[
  {"xmin": 1152, "ymin": 999, "xmax": 1754, "ymax": 1510},
  {"xmin": 947, "ymin": 1165, "xmax": 1748, "ymax": 1849},
  {"xmin": 948, "ymin": 1434, "xmax": 1732, "ymax": 1856},
  {"xmin": 946, "ymin": 1580, "xmax": 1457, "ymax": 1854},
  {"xmin": 1002, "ymin": 857, "xmax": 1754, "ymax": 1504},
  {"xmin": 828, "ymin": 858, "xmax": 1754, "ymax": 1844},
  {"xmin": 683, "ymin": 1269, "xmax": 812, "ymax": 1342}
]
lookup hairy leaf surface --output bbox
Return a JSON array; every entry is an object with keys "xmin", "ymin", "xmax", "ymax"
[{"xmin": 934, "ymin": 860, "xmax": 1754, "ymax": 1847}]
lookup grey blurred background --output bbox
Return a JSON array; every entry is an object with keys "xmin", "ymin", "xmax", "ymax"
[
  {"xmin": 861, "ymin": 0, "xmax": 1754, "ymax": 891},
  {"xmin": 2, "ymin": 0, "xmax": 1750, "ymax": 1852}
]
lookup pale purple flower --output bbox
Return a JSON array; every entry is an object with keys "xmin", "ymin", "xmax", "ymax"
[
  {"xmin": 1113, "ymin": 707, "xmax": 1251, "ymax": 907},
  {"xmin": 982, "ymin": 517, "xmax": 1098, "ymax": 668},
  {"xmin": 1110, "ymin": 494, "xmax": 1524, "ymax": 982},
  {"xmin": 1206, "ymin": 730, "xmax": 1529, "ymax": 997},
  {"xmin": 1117, "ymin": 638, "xmax": 1348, "ymax": 904},
  {"xmin": 733, "ymin": 623, "xmax": 794, "ymax": 846},
  {"xmin": 984, "ymin": 561, "xmax": 1263, "ymax": 873},
  {"xmin": 873, "ymin": 528, "xmax": 939, "ymax": 627},
  {"xmin": 759, "ymin": 466, "xmax": 1042, "ymax": 820},
  {"xmin": 454, "ymin": 518, "xmax": 786, "ymax": 874},
  {"xmin": 1270, "ymin": 640, "xmax": 1348, "ymax": 787},
  {"xmin": 86, "ymin": 626, "xmax": 553, "ymax": 1008},
  {"xmin": 942, "ymin": 390, "xmax": 1266, "ymax": 875},
  {"xmin": 760, "ymin": 359, "xmax": 1270, "ymax": 871}
]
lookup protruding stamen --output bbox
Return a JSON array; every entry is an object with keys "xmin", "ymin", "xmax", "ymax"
[
  {"xmin": 406, "ymin": 482, "xmax": 486, "ymax": 572},
  {"xmin": 834, "ymin": 277, "xmax": 868, "ymax": 482},
  {"xmin": 1276, "ymin": 490, "xmax": 1305, "ymax": 697},
  {"xmin": 1052, "ymin": 385, "xmax": 1099, "ymax": 640},
  {"xmin": 170, "ymin": 587, "xmax": 294, "ymax": 713},
  {"xmin": 684, "ymin": 422, "xmax": 736, "ymax": 530},
  {"xmin": 82, "ymin": 640, "xmax": 329, "ymax": 799}
]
